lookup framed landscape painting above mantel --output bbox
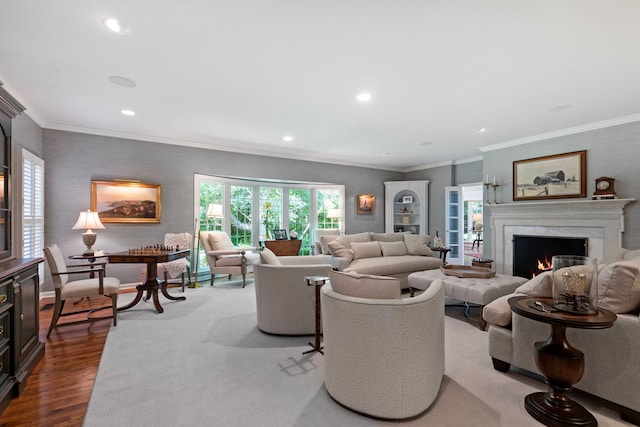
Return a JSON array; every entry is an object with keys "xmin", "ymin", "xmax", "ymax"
[
  {"xmin": 91, "ymin": 180, "xmax": 162, "ymax": 223},
  {"xmin": 513, "ymin": 150, "xmax": 586, "ymax": 201}
]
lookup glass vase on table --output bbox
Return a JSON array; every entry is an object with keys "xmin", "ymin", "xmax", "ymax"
[{"xmin": 552, "ymin": 255, "xmax": 599, "ymax": 315}]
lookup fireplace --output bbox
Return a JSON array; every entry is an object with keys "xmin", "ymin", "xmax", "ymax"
[
  {"xmin": 513, "ymin": 235, "xmax": 588, "ymax": 279},
  {"xmin": 488, "ymin": 199, "xmax": 633, "ymax": 276}
]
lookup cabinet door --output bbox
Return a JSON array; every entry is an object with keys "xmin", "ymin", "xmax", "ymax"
[
  {"xmin": 13, "ymin": 266, "xmax": 40, "ymax": 368},
  {"xmin": 445, "ymin": 186, "xmax": 463, "ymax": 265}
]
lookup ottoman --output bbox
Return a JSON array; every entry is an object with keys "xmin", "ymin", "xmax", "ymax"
[{"xmin": 408, "ymin": 270, "xmax": 527, "ymax": 330}]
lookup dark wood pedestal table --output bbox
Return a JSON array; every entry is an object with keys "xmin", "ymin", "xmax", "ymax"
[
  {"xmin": 303, "ymin": 275, "xmax": 329, "ymax": 355},
  {"xmin": 508, "ymin": 296, "xmax": 617, "ymax": 427},
  {"xmin": 108, "ymin": 249, "xmax": 190, "ymax": 313}
]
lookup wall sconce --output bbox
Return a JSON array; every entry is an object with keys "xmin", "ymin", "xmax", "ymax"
[{"xmin": 72, "ymin": 210, "xmax": 105, "ymax": 255}]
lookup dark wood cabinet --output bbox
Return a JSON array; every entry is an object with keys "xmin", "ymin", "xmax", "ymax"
[
  {"xmin": 0, "ymin": 259, "xmax": 44, "ymax": 413},
  {"xmin": 0, "ymin": 85, "xmax": 45, "ymax": 414}
]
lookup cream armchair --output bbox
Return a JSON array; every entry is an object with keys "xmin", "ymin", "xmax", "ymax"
[
  {"xmin": 253, "ymin": 254, "xmax": 332, "ymax": 335},
  {"xmin": 321, "ymin": 272, "xmax": 445, "ymax": 419},
  {"xmin": 199, "ymin": 231, "xmax": 259, "ymax": 287}
]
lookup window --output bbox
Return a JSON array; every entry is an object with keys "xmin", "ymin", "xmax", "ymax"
[
  {"xmin": 22, "ymin": 149, "xmax": 45, "ymax": 279},
  {"xmin": 193, "ymin": 174, "xmax": 344, "ymax": 276}
]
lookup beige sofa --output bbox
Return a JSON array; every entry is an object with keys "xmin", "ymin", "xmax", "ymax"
[
  {"xmin": 321, "ymin": 270, "xmax": 445, "ymax": 419},
  {"xmin": 319, "ymin": 232, "xmax": 443, "ymax": 289},
  {"xmin": 483, "ymin": 248, "xmax": 640, "ymax": 424}
]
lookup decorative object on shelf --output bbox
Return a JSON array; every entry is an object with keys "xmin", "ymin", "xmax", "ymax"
[
  {"xmin": 552, "ymin": 255, "xmax": 598, "ymax": 315},
  {"xmin": 592, "ymin": 176, "xmax": 616, "ymax": 200},
  {"xmin": 357, "ymin": 194, "xmax": 375, "ymax": 214},
  {"xmin": 72, "ymin": 210, "xmax": 105, "ymax": 256},
  {"xmin": 402, "ymin": 216, "xmax": 409, "ymax": 224},
  {"xmin": 402, "ymin": 206, "xmax": 408, "ymax": 213},
  {"xmin": 402, "ymin": 195, "xmax": 413, "ymax": 203},
  {"xmin": 91, "ymin": 180, "xmax": 162, "ymax": 223},
  {"xmin": 433, "ymin": 231, "xmax": 443, "ymax": 248},
  {"xmin": 513, "ymin": 150, "xmax": 587, "ymax": 201},
  {"xmin": 273, "ymin": 229, "xmax": 288, "ymax": 240}
]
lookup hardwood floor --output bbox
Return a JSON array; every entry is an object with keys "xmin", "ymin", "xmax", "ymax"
[{"xmin": 0, "ymin": 294, "xmax": 120, "ymax": 427}]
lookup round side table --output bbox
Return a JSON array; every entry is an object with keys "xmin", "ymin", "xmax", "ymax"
[{"xmin": 509, "ymin": 296, "xmax": 617, "ymax": 427}]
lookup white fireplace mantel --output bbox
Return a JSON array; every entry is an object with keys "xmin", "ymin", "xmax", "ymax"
[{"xmin": 488, "ymin": 199, "xmax": 635, "ymax": 275}]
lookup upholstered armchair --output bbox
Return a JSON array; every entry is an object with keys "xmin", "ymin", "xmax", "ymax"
[
  {"xmin": 321, "ymin": 271, "xmax": 445, "ymax": 419},
  {"xmin": 43, "ymin": 244, "xmax": 120, "ymax": 338},
  {"xmin": 253, "ymin": 251, "xmax": 332, "ymax": 335},
  {"xmin": 157, "ymin": 232, "xmax": 192, "ymax": 292},
  {"xmin": 199, "ymin": 231, "xmax": 259, "ymax": 287}
]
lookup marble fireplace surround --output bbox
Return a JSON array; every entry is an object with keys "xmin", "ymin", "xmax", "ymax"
[{"xmin": 488, "ymin": 199, "xmax": 635, "ymax": 275}]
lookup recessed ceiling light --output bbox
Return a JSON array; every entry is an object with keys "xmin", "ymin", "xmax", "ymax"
[
  {"xmin": 356, "ymin": 93, "xmax": 372, "ymax": 102},
  {"xmin": 381, "ymin": 152, "xmax": 391, "ymax": 156},
  {"xmin": 419, "ymin": 142, "xmax": 433, "ymax": 146},
  {"xmin": 108, "ymin": 75, "xmax": 136, "ymax": 88},
  {"xmin": 104, "ymin": 18, "xmax": 131, "ymax": 34},
  {"xmin": 121, "ymin": 109, "xmax": 136, "ymax": 116},
  {"xmin": 548, "ymin": 104, "xmax": 572, "ymax": 113},
  {"xmin": 283, "ymin": 136, "xmax": 293, "ymax": 142},
  {"xmin": 474, "ymin": 127, "xmax": 488, "ymax": 134}
]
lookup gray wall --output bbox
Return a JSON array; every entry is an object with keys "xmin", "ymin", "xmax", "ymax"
[
  {"xmin": 482, "ymin": 121, "xmax": 640, "ymax": 255},
  {"xmin": 43, "ymin": 129, "xmax": 403, "ymax": 287}
]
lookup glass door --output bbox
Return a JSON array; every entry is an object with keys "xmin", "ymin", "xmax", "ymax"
[{"xmin": 445, "ymin": 186, "xmax": 463, "ymax": 265}]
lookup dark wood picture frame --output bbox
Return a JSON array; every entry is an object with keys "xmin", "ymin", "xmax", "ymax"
[
  {"xmin": 91, "ymin": 180, "xmax": 162, "ymax": 223},
  {"xmin": 513, "ymin": 150, "xmax": 586, "ymax": 201},
  {"xmin": 357, "ymin": 194, "xmax": 375, "ymax": 214}
]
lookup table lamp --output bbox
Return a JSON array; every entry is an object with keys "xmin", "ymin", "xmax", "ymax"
[
  {"xmin": 327, "ymin": 208, "xmax": 343, "ymax": 234},
  {"xmin": 72, "ymin": 210, "xmax": 105, "ymax": 255}
]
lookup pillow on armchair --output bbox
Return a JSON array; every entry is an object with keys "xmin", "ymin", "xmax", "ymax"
[
  {"xmin": 208, "ymin": 232, "xmax": 236, "ymax": 251},
  {"xmin": 328, "ymin": 270, "xmax": 401, "ymax": 299}
]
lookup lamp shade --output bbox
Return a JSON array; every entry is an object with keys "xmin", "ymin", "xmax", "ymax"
[
  {"xmin": 472, "ymin": 213, "xmax": 483, "ymax": 222},
  {"xmin": 327, "ymin": 208, "xmax": 340, "ymax": 219},
  {"xmin": 206, "ymin": 203, "xmax": 223, "ymax": 218},
  {"xmin": 72, "ymin": 210, "xmax": 105, "ymax": 231}
]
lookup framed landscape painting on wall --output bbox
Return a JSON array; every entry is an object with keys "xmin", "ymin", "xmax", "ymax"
[
  {"xmin": 513, "ymin": 150, "xmax": 586, "ymax": 201},
  {"xmin": 91, "ymin": 180, "xmax": 162, "ymax": 223}
]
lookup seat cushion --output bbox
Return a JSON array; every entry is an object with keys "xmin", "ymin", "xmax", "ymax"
[
  {"xmin": 216, "ymin": 254, "xmax": 245, "ymax": 266},
  {"xmin": 61, "ymin": 277, "xmax": 120, "ymax": 299},
  {"xmin": 329, "ymin": 270, "xmax": 401, "ymax": 299},
  {"xmin": 347, "ymin": 255, "xmax": 442, "ymax": 276}
]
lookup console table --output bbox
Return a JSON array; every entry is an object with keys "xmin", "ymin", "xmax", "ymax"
[
  {"xmin": 509, "ymin": 296, "xmax": 616, "ymax": 427},
  {"xmin": 108, "ymin": 249, "xmax": 190, "ymax": 313},
  {"xmin": 264, "ymin": 239, "xmax": 301, "ymax": 256}
]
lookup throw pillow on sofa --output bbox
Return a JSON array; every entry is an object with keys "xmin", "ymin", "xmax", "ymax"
[
  {"xmin": 259, "ymin": 247, "xmax": 281, "ymax": 265},
  {"xmin": 350, "ymin": 241, "xmax": 382, "ymax": 259},
  {"xmin": 515, "ymin": 271, "xmax": 553, "ymax": 297},
  {"xmin": 404, "ymin": 234, "xmax": 433, "ymax": 256},
  {"xmin": 328, "ymin": 270, "xmax": 401, "ymax": 299},
  {"xmin": 379, "ymin": 241, "xmax": 407, "ymax": 257},
  {"xmin": 328, "ymin": 237, "xmax": 354, "ymax": 263},
  {"xmin": 319, "ymin": 235, "xmax": 339, "ymax": 255},
  {"xmin": 597, "ymin": 258, "xmax": 640, "ymax": 313}
]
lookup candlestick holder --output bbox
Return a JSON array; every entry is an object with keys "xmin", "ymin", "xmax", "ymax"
[
  {"xmin": 491, "ymin": 183, "xmax": 500, "ymax": 204},
  {"xmin": 484, "ymin": 182, "xmax": 493, "ymax": 204}
]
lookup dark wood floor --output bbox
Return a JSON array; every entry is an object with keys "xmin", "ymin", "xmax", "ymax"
[{"xmin": 0, "ymin": 294, "xmax": 123, "ymax": 427}]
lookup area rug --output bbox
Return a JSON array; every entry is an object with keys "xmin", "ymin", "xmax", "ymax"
[{"xmin": 83, "ymin": 281, "xmax": 631, "ymax": 427}]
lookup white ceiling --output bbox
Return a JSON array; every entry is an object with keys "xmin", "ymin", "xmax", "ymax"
[{"xmin": 2, "ymin": 1, "xmax": 640, "ymax": 171}]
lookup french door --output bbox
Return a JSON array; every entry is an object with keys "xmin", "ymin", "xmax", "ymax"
[{"xmin": 444, "ymin": 186, "xmax": 463, "ymax": 265}]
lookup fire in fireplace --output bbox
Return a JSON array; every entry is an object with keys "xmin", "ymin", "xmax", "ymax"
[{"xmin": 513, "ymin": 235, "xmax": 588, "ymax": 279}]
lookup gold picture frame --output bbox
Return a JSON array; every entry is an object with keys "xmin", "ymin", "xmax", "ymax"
[
  {"xmin": 357, "ymin": 194, "xmax": 375, "ymax": 214},
  {"xmin": 513, "ymin": 150, "xmax": 586, "ymax": 201},
  {"xmin": 91, "ymin": 180, "xmax": 162, "ymax": 223}
]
